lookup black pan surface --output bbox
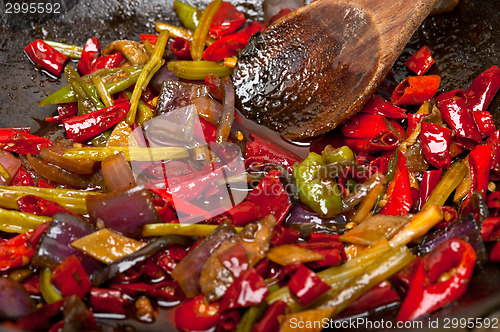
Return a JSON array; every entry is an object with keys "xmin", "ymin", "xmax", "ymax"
[{"xmin": 0, "ymin": 0, "xmax": 499, "ymax": 331}]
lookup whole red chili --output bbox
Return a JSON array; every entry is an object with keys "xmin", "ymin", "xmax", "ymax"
[
  {"xmin": 391, "ymin": 75, "xmax": 441, "ymax": 105},
  {"xmin": 170, "ymin": 37, "xmax": 192, "ymax": 60},
  {"xmin": 45, "ymin": 103, "xmax": 79, "ymax": 123},
  {"xmin": 24, "ymin": 39, "xmax": 68, "ymax": 77},
  {"xmin": 78, "ymin": 36, "xmax": 100, "ymax": 75},
  {"xmin": 420, "ymin": 122, "xmax": 452, "ymax": 169},
  {"xmin": 397, "ymin": 238, "xmax": 476, "ymax": 322},
  {"xmin": 404, "ymin": 46, "xmax": 435, "ymax": 76},
  {"xmin": 89, "ymin": 288, "xmax": 130, "ymax": 314}
]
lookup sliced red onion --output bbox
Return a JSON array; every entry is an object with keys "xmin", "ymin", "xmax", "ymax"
[
  {"xmin": 155, "ymin": 80, "xmax": 209, "ymax": 116},
  {"xmin": 101, "ymin": 152, "xmax": 136, "ymax": 191},
  {"xmin": 32, "ymin": 213, "xmax": 103, "ymax": 275},
  {"xmin": 86, "ymin": 186, "xmax": 161, "ymax": 238},
  {"xmin": 149, "ymin": 65, "xmax": 180, "ymax": 94},
  {"xmin": 0, "ymin": 150, "xmax": 21, "ymax": 185},
  {"xmin": 0, "ymin": 277, "xmax": 34, "ymax": 320},
  {"xmin": 419, "ymin": 213, "xmax": 488, "ymax": 264}
]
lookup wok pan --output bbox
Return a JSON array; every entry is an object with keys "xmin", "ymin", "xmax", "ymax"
[{"xmin": 0, "ymin": 0, "xmax": 499, "ymax": 331}]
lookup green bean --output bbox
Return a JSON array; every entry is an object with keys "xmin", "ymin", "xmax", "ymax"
[
  {"xmin": 190, "ymin": 0, "xmax": 222, "ymax": 61},
  {"xmin": 168, "ymin": 60, "xmax": 233, "ymax": 80},
  {"xmin": 91, "ymin": 75, "xmax": 114, "ymax": 108},
  {"xmin": 38, "ymin": 66, "xmax": 144, "ymax": 106},
  {"xmin": 174, "ymin": 1, "xmax": 201, "ymax": 31},
  {"xmin": 143, "ymin": 223, "xmax": 243, "ymax": 237},
  {"xmin": 422, "ymin": 160, "xmax": 468, "ymax": 210},
  {"xmin": 0, "ymin": 207, "xmax": 51, "ymax": 234},
  {"xmin": 91, "ymin": 130, "xmax": 112, "ymax": 147},
  {"xmin": 155, "ymin": 22, "xmax": 215, "ymax": 46},
  {"xmin": 63, "ymin": 146, "xmax": 189, "ymax": 161},
  {"xmin": 143, "ymin": 39, "xmax": 154, "ymax": 57},
  {"xmin": 123, "ymin": 91, "xmax": 154, "ymax": 126},
  {"xmin": 127, "ymin": 30, "xmax": 169, "ymax": 125},
  {"xmin": 44, "ymin": 40, "xmax": 83, "ymax": 59},
  {"xmin": 64, "ymin": 65, "xmax": 97, "ymax": 115},
  {"xmin": 0, "ymin": 186, "xmax": 99, "ymax": 215},
  {"xmin": 40, "ymin": 268, "xmax": 63, "ymax": 304}
]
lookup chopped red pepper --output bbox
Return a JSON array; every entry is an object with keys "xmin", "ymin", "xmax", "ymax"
[
  {"xmin": 226, "ymin": 200, "xmax": 261, "ymax": 226},
  {"xmin": 465, "ymin": 65, "xmax": 500, "ymax": 113},
  {"xmin": 11, "ymin": 167, "xmax": 35, "ymax": 187},
  {"xmin": 436, "ymin": 89, "xmax": 482, "ymax": 149},
  {"xmin": 24, "ymin": 39, "xmax": 68, "ymax": 77},
  {"xmin": 473, "ymin": 111, "xmax": 496, "ymax": 138},
  {"xmin": 270, "ymin": 224, "xmax": 300, "ymax": 246},
  {"xmin": 397, "ymin": 238, "xmax": 476, "ymax": 322},
  {"xmin": 0, "ymin": 232, "xmax": 33, "ymax": 272},
  {"xmin": 404, "ymin": 46, "xmax": 435, "ymax": 76},
  {"xmin": 45, "ymin": 102, "xmax": 79, "ymax": 124},
  {"xmin": 295, "ymin": 239, "xmax": 347, "ymax": 269},
  {"xmin": 380, "ymin": 151, "xmax": 413, "ymax": 216},
  {"xmin": 170, "ymin": 37, "xmax": 192, "ymax": 60},
  {"xmin": 244, "ymin": 134, "xmax": 300, "ymax": 174},
  {"xmin": 487, "ymin": 191, "xmax": 500, "ymax": 218},
  {"xmin": 90, "ymin": 52, "xmax": 123, "ymax": 73},
  {"xmin": 194, "ymin": 117, "xmax": 218, "ymax": 143},
  {"xmin": 407, "ymin": 113, "xmax": 425, "ymax": 136},
  {"xmin": 248, "ymin": 169, "xmax": 292, "ymax": 224},
  {"xmin": 0, "ymin": 129, "xmax": 52, "ymax": 154},
  {"xmin": 481, "ymin": 217, "xmax": 500, "ymax": 242},
  {"xmin": 288, "ymin": 265, "xmax": 331, "ymax": 306},
  {"xmin": 78, "ymin": 37, "xmax": 100, "ymax": 76},
  {"xmin": 488, "ymin": 131, "xmax": 500, "ymax": 181},
  {"xmin": 203, "ymin": 21, "xmax": 266, "ymax": 61},
  {"xmin": 221, "ymin": 268, "xmax": 269, "ymax": 310},
  {"xmin": 209, "ymin": 2, "xmax": 246, "ymax": 39},
  {"xmin": 217, "ymin": 310, "xmax": 240, "ymax": 332},
  {"xmin": 341, "ymin": 113, "xmax": 389, "ymax": 139},
  {"xmin": 62, "ymin": 102, "xmax": 129, "ymax": 143},
  {"xmin": 89, "ymin": 288, "xmax": 130, "ymax": 314},
  {"xmin": 421, "ymin": 122, "xmax": 452, "ymax": 169},
  {"xmin": 140, "ymin": 33, "xmax": 159, "ymax": 45},
  {"xmin": 175, "ymin": 294, "xmax": 221, "ymax": 332},
  {"xmin": 343, "ymin": 281, "xmax": 400, "ymax": 316},
  {"xmin": 391, "ymin": 75, "xmax": 441, "ymax": 105},
  {"xmin": 51, "ymin": 255, "xmax": 91, "ymax": 298},
  {"xmin": 490, "ymin": 241, "xmax": 500, "ymax": 262},
  {"xmin": 253, "ymin": 300, "xmax": 289, "ymax": 332},
  {"xmin": 345, "ymin": 131, "xmax": 399, "ymax": 154},
  {"xmin": 361, "ymin": 94, "xmax": 407, "ymax": 118},
  {"xmin": 17, "ymin": 195, "xmax": 71, "ymax": 217},
  {"xmin": 463, "ymin": 144, "xmax": 493, "ymax": 213}
]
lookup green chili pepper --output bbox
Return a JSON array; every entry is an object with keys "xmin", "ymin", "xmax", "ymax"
[
  {"xmin": 91, "ymin": 75, "xmax": 113, "ymax": 108},
  {"xmin": 123, "ymin": 91, "xmax": 154, "ymax": 125},
  {"xmin": 174, "ymin": 1, "xmax": 202, "ymax": 31},
  {"xmin": 39, "ymin": 268, "xmax": 63, "ymax": 304},
  {"xmin": 322, "ymin": 145, "xmax": 355, "ymax": 164},
  {"xmin": 190, "ymin": 0, "xmax": 222, "ymax": 61},
  {"xmin": 64, "ymin": 65, "xmax": 97, "ymax": 115},
  {"xmin": 293, "ymin": 152, "xmax": 342, "ymax": 218},
  {"xmin": 167, "ymin": 60, "xmax": 233, "ymax": 80},
  {"xmin": 38, "ymin": 66, "xmax": 143, "ymax": 106},
  {"xmin": 91, "ymin": 130, "xmax": 112, "ymax": 147},
  {"xmin": 0, "ymin": 207, "xmax": 51, "ymax": 234},
  {"xmin": 44, "ymin": 40, "xmax": 83, "ymax": 59}
]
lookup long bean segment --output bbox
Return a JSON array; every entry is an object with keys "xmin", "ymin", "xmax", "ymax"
[
  {"xmin": 127, "ymin": 31, "xmax": 169, "ymax": 125},
  {"xmin": 63, "ymin": 146, "xmax": 189, "ymax": 161},
  {"xmin": 44, "ymin": 40, "xmax": 83, "ymax": 59},
  {"xmin": 64, "ymin": 65, "xmax": 98, "ymax": 114},
  {"xmin": 0, "ymin": 207, "xmax": 51, "ymax": 234},
  {"xmin": 143, "ymin": 223, "xmax": 243, "ymax": 237},
  {"xmin": 168, "ymin": 60, "xmax": 233, "ymax": 80},
  {"xmin": 92, "ymin": 75, "xmax": 114, "ymax": 108},
  {"xmin": 0, "ymin": 186, "xmax": 99, "ymax": 215},
  {"xmin": 422, "ymin": 160, "xmax": 468, "ymax": 209},
  {"xmin": 155, "ymin": 22, "xmax": 215, "ymax": 46},
  {"xmin": 190, "ymin": 0, "xmax": 222, "ymax": 61}
]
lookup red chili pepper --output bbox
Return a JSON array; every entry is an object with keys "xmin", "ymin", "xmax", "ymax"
[
  {"xmin": 407, "ymin": 113, "xmax": 425, "ymax": 136},
  {"xmin": 361, "ymin": 95, "xmax": 407, "ymax": 118},
  {"xmin": 221, "ymin": 268, "xmax": 269, "ymax": 311},
  {"xmin": 380, "ymin": 150, "xmax": 412, "ymax": 216},
  {"xmin": 146, "ymin": 280, "xmax": 186, "ymax": 301},
  {"xmin": 391, "ymin": 75, "xmax": 441, "ymax": 105},
  {"xmin": 288, "ymin": 265, "xmax": 331, "ymax": 306},
  {"xmin": 473, "ymin": 111, "xmax": 496, "ymax": 138},
  {"xmin": 391, "ymin": 257, "xmax": 422, "ymax": 296},
  {"xmin": 434, "ymin": 206, "xmax": 458, "ymax": 229},
  {"xmin": 0, "ymin": 129, "xmax": 52, "ymax": 154},
  {"xmin": 17, "ymin": 300, "xmax": 63, "ymax": 331},
  {"xmin": 217, "ymin": 310, "xmax": 240, "ymax": 332},
  {"xmin": 149, "ymin": 187, "xmax": 211, "ymax": 219},
  {"xmin": 45, "ymin": 102, "xmax": 79, "ymax": 123},
  {"xmin": 78, "ymin": 37, "xmax": 100, "ymax": 75},
  {"xmin": 344, "ymin": 131, "xmax": 400, "ymax": 154},
  {"xmin": 253, "ymin": 300, "xmax": 289, "ymax": 332},
  {"xmin": 436, "ymin": 89, "xmax": 482, "ymax": 149},
  {"xmin": 90, "ymin": 52, "xmax": 123, "ymax": 73},
  {"xmin": 37, "ymin": 178, "xmax": 53, "ymax": 188},
  {"xmin": 404, "ymin": 46, "xmax": 435, "ymax": 76},
  {"xmin": 343, "ymin": 281, "xmax": 400, "ymax": 316},
  {"xmin": 51, "ymin": 255, "xmax": 91, "ymax": 298},
  {"xmin": 203, "ymin": 21, "xmax": 266, "ymax": 61},
  {"xmin": 205, "ymin": 74, "xmax": 224, "ymax": 100},
  {"xmin": 170, "ymin": 37, "xmax": 192, "ymax": 60},
  {"xmin": 270, "ymin": 8, "xmax": 293, "ymax": 25},
  {"xmin": 194, "ymin": 117, "xmax": 218, "ymax": 143},
  {"xmin": 23, "ymin": 274, "xmax": 41, "ymax": 295},
  {"xmin": 341, "ymin": 113, "xmax": 389, "ymax": 139},
  {"xmin": 481, "ymin": 217, "xmax": 500, "ymax": 242},
  {"xmin": 397, "ymin": 238, "xmax": 476, "ymax": 322},
  {"xmin": 248, "ymin": 169, "xmax": 292, "ymax": 224},
  {"xmin": 209, "ymin": 2, "xmax": 246, "ymax": 39},
  {"xmin": 465, "ymin": 65, "xmax": 500, "ymax": 113},
  {"xmin": 0, "ymin": 232, "xmax": 33, "ymax": 271},
  {"xmin": 62, "ymin": 102, "xmax": 129, "ymax": 143},
  {"xmin": 465, "ymin": 144, "xmax": 492, "ymax": 211},
  {"xmin": 488, "ymin": 131, "xmax": 500, "ymax": 181},
  {"xmin": 175, "ymin": 294, "xmax": 221, "ymax": 332},
  {"xmin": 421, "ymin": 122, "xmax": 452, "ymax": 169},
  {"xmin": 140, "ymin": 33, "xmax": 159, "ymax": 45},
  {"xmin": 17, "ymin": 195, "xmax": 71, "ymax": 217},
  {"xmin": 218, "ymin": 243, "xmax": 248, "ymax": 278},
  {"xmin": 226, "ymin": 200, "xmax": 260, "ymax": 226},
  {"xmin": 89, "ymin": 288, "xmax": 130, "ymax": 314},
  {"xmin": 295, "ymin": 239, "xmax": 347, "ymax": 269},
  {"xmin": 271, "ymin": 224, "xmax": 300, "ymax": 246},
  {"xmin": 244, "ymin": 134, "xmax": 300, "ymax": 174},
  {"xmin": 487, "ymin": 191, "xmax": 500, "ymax": 218},
  {"xmin": 11, "ymin": 167, "xmax": 35, "ymax": 186},
  {"xmin": 489, "ymin": 241, "xmax": 500, "ymax": 262},
  {"xmin": 24, "ymin": 39, "xmax": 68, "ymax": 77}
]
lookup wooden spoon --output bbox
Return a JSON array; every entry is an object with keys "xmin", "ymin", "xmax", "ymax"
[{"xmin": 233, "ymin": 0, "xmax": 440, "ymax": 140}]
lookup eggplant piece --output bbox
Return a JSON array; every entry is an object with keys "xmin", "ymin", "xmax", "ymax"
[
  {"xmin": 39, "ymin": 137, "xmax": 99, "ymax": 175},
  {"xmin": 0, "ymin": 277, "xmax": 34, "ymax": 320},
  {"xmin": 32, "ymin": 213, "xmax": 103, "ymax": 275},
  {"xmin": 155, "ymin": 80, "xmax": 209, "ymax": 115}
]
